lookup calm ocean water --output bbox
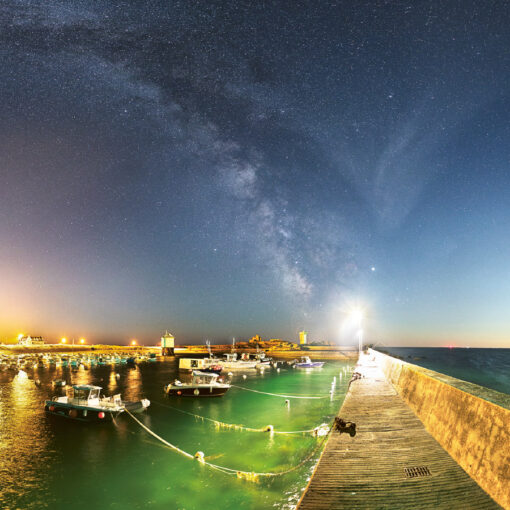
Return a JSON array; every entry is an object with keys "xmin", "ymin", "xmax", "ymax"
[
  {"xmin": 382, "ymin": 347, "xmax": 510, "ymax": 395},
  {"xmin": 0, "ymin": 358, "xmax": 353, "ymax": 510}
]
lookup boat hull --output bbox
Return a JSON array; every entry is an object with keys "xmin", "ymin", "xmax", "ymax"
[
  {"xmin": 44, "ymin": 401, "xmax": 123, "ymax": 422},
  {"xmin": 295, "ymin": 362, "xmax": 324, "ymax": 368},
  {"xmin": 165, "ymin": 386, "xmax": 229, "ymax": 397}
]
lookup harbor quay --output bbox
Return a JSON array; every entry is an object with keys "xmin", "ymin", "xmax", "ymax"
[{"xmin": 298, "ymin": 350, "xmax": 509, "ymax": 510}]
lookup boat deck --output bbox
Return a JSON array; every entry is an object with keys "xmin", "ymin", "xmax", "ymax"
[{"xmin": 297, "ymin": 361, "xmax": 502, "ymax": 509}]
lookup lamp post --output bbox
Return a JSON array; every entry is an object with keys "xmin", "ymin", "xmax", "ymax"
[{"xmin": 351, "ymin": 309, "xmax": 363, "ymax": 354}]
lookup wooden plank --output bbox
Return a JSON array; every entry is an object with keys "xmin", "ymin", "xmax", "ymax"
[{"xmin": 297, "ymin": 360, "xmax": 502, "ymax": 509}]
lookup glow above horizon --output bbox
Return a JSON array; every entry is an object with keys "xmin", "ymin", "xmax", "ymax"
[{"xmin": 1, "ymin": 1, "xmax": 510, "ymax": 348}]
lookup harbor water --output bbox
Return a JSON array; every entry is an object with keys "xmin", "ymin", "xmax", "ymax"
[
  {"xmin": 0, "ymin": 358, "xmax": 353, "ymax": 510},
  {"xmin": 382, "ymin": 347, "xmax": 510, "ymax": 395}
]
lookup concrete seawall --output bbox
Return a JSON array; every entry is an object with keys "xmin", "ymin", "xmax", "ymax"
[{"xmin": 370, "ymin": 349, "xmax": 510, "ymax": 510}]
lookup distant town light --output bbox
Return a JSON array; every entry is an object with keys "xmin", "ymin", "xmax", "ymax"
[
  {"xmin": 131, "ymin": 340, "xmax": 137, "ymax": 346},
  {"xmin": 61, "ymin": 337, "xmax": 67, "ymax": 344},
  {"xmin": 79, "ymin": 338, "xmax": 85, "ymax": 344}
]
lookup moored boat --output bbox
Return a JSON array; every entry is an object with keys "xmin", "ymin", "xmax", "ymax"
[
  {"xmin": 217, "ymin": 353, "xmax": 257, "ymax": 370},
  {"xmin": 164, "ymin": 371, "xmax": 230, "ymax": 397},
  {"xmin": 45, "ymin": 385, "xmax": 125, "ymax": 422},
  {"xmin": 294, "ymin": 356, "xmax": 324, "ymax": 368},
  {"xmin": 179, "ymin": 357, "xmax": 223, "ymax": 374}
]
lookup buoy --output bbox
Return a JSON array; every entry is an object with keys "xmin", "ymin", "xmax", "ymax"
[
  {"xmin": 194, "ymin": 451, "xmax": 205, "ymax": 463},
  {"xmin": 285, "ymin": 399, "xmax": 290, "ymax": 408},
  {"xmin": 228, "ymin": 372, "xmax": 233, "ymax": 377},
  {"xmin": 264, "ymin": 425, "xmax": 274, "ymax": 433},
  {"xmin": 68, "ymin": 409, "xmax": 78, "ymax": 418},
  {"xmin": 116, "ymin": 373, "xmax": 120, "ymax": 379},
  {"xmin": 35, "ymin": 379, "xmax": 41, "ymax": 386},
  {"xmin": 194, "ymin": 389, "xmax": 200, "ymax": 396},
  {"xmin": 242, "ymin": 375, "xmax": 247, "ymax": 380},
  {"xmin": 276, "ymin": 368, "xmax": 280, "ymax": 373},
  {"xmin": 177, "ymin": 391, "xmax": 182, "ymax": 395},
  {"xmin": 49, "ymin": 405, "xmax": 55, "ymax": 412},
  {"xmin": 98, "ymin": 412, "xmax": 105, "ymax": 419}
]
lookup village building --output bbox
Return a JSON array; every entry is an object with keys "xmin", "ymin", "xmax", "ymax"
[{"xmin": 18, "ymin": 335, "xmax": 45, "ymax": 346}]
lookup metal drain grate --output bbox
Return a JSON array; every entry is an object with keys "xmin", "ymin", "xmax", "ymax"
[{"xmin": 404, "ymin": 466, "xmax": 432, "ymax": 478}]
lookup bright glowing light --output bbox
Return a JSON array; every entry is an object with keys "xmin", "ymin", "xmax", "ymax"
[
  {"xmin": 348, "ymin": 308, "xmax": 364, "ymax": 353},
  {"xmin": 131, "ymin": 340, "xmax": 137, "ymax": 346},
  {"xmin": 350, "ymin": 308, "xmax": 363, "ymax": 323},
  {"xmin": 61, "ymin": 337, "xmax": 67, "ymax": 344},
  {"xmin": 18, "ymin": 333, "xmax": 24, "ymax": 340},
  {"xmin": 79, "ymin": 338, "xmax": 85, "ymax": 344},
  {"xmin": 371, "ymin": 266, "xmax": 376, "ymax": 272}
]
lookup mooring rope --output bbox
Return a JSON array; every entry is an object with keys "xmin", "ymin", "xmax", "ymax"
[
  {"xmin": 124, "ymin": 409, "xmax": 331, "ymax": 482},
  {"xmin": 230, "ymin": 384, "xmax": 332, "ymax": 399},
  {"xmin": 151, "ymin": 400, "xmax": 326, "ymax": 435},
  {"xmin": 125, "ymin": 409, "xmax": 194, "ymax": 459}
]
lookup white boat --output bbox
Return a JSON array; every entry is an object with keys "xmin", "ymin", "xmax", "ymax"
[
  {"xmin": 179, "ymin": 357, "xmax": 223, "ymax": 374},
  {"xmin": 294, "ymin": 356, "xmax": 324, "ymax": 368},
  {"xmin": 217, "ymin": 353, "xmax": 257, "ymax": 370},
  {"xmin": 165, "ymin": 371, "xmax": 231, "ymax": 397},
  {"xmin": 45, "ymin": 385, "xmax": 125, "ymax": 422}
]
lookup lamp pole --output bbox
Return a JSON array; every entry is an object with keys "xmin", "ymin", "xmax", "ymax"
[{"xmin": 358, "ymin": 319, "xmax": 363, "ymax": 354}]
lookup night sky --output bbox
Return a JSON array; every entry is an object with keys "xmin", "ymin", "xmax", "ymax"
[{"xmin": 2, "ymin": 1, "xmax": 510, "ymax": 347}]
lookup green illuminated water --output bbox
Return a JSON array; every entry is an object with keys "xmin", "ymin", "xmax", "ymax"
[{"xmin": 0, "ymin": 358, "xmax": 353, "ymax": 509}]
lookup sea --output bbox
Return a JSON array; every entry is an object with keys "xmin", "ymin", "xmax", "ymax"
[
  {"xmin": 0, "ymin": 358, "xmax": 353, "ymax": 510},
  {"xmin": 382, "ymin": 347, "xmax": 510, "ymax": 395}
]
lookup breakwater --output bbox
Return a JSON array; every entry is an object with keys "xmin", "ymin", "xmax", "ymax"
[
  {"xmin": 370, "ymin": 349, "xmax": 510, "ymax": 510},
  {"xmin": 175, "ymin": 346, "xmax": 358, "ymax": 360}
]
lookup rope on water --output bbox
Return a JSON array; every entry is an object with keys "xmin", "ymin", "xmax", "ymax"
[
  {"xmin": 124, "ymin": 409, "xmax": 332, "ymax": 482},
  {"xmin": 151, "ymin": 400, "xmax": 326, "ymax": 435},
  {"xmin": 230, "ymin": 384, "xmax": 332, "ymax": 399},
  {"xmin": 125, "ymin": 409, "xmax": 194, "ymax": 459}
]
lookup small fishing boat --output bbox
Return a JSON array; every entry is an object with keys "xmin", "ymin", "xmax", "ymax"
[
  {"xmin": 218, "ymin": 353, "xmax": 257, "ymax": 370},
  {"xmin": 45, "ymin": 385, "xmax": 125, "ymax": 422},
  {"xmin": 294, "ymin": 356, "xmax": 324, "ymax": 369},
  {"xmin": 179, "ymin": 358, "xmax": 223, "ymax": 374},
  {"xmin": 164, "ymin": 371, "xmax": 230, "ymax": 397}
]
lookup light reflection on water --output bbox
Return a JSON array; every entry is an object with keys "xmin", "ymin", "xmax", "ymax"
[{"xmin": 0, "ymin": 359, "xmax": 353, "ymax": 509}]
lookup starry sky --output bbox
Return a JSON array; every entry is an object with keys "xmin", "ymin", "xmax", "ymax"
[{"xmin": 1, "ymin": 0, "xmax": 510, "ymax": 347}]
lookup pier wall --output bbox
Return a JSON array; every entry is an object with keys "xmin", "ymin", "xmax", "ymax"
[{"xmin": 370, "ymin": 349, "xmax": 510, "ymax": 510}]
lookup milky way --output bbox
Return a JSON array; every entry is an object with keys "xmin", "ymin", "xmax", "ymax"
[{"xmin": 1, "ymin": 1, "xmax": 510, "ymax": 346}]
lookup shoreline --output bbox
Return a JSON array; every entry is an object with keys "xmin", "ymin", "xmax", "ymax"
[
  {"xmin": 0, "ymin": 343, "xmax": 358, "ymax": 360},
  {"xmin": 0, "ymin": 344, "xmax": 160, "ymax": 355}
]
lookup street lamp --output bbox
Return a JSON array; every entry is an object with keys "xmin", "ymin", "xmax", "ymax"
[{"xmin": 350, "ymin": 309, "xmax": 363, "ymax": 354}]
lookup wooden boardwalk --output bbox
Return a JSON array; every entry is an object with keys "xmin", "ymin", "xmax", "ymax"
[{"xmin": 297, "ymin": 360, "xmax": 502, "ymax": 510}]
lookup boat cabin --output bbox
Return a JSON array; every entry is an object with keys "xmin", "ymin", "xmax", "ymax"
[
  {"xmin": 223, "ymin": 353, "xmax": 238, "ymax": 362},
  {"xmin": 71, "ymin": 385, "xmax": 102, "ymax": 405},
  {"xmin": 179, "ymin": 358, "xmax": 207, "ymax": 371},
  {"xmin": 192, "ymin": 371, "xmax": 220, "ymax": 385}
]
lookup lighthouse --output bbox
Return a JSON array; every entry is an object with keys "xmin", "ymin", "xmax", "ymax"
[
  {"xmin": 299, "ymin": 330, "xmax": 307, "ymax": 345},
  {"xmin": 161, "ymin": 331, "xmax": 175, "ymax": 355}
]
